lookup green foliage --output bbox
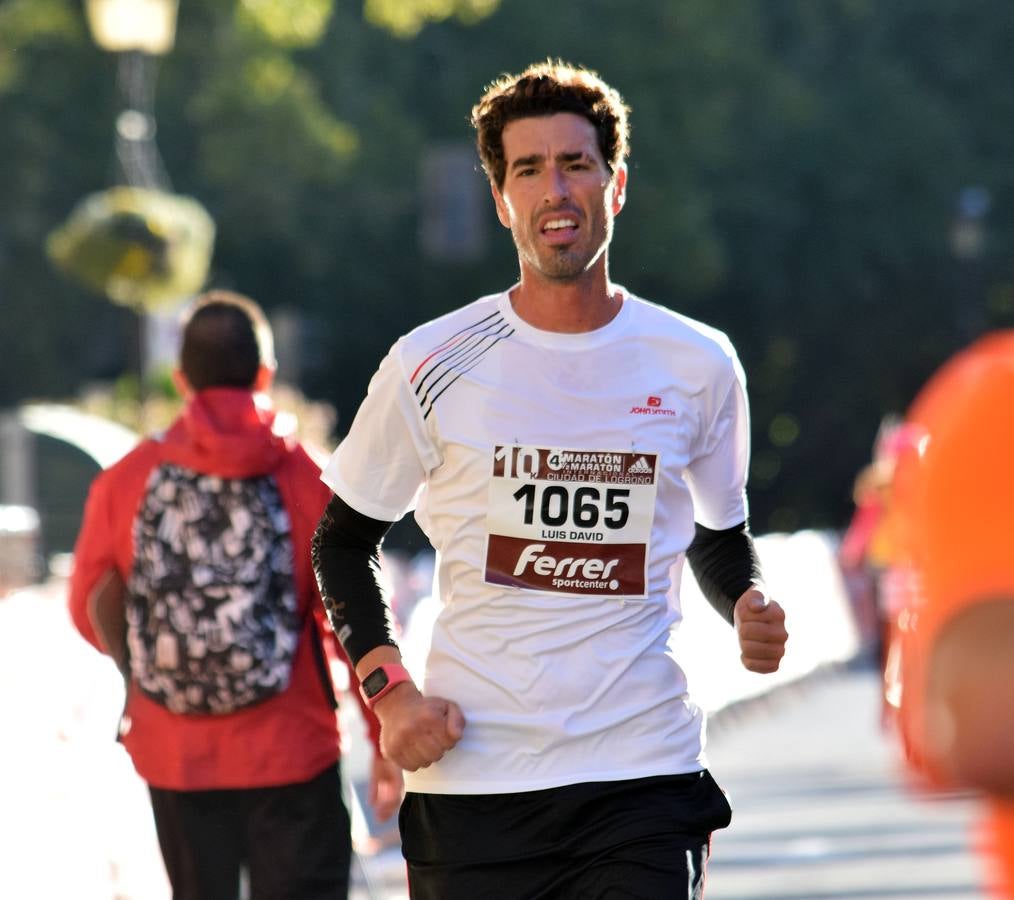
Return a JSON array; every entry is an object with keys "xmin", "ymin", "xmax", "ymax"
[
  {"xmin": 364, "ymin": 0, "xmax": 501, "ymax": 38},
  {"xmin": 0, "ymin": 0, "xmax": 82, "ymax": 92},
  {"xmin": 236, "ymin": 0, "xmax": 334, "ymax": 46},
  {"xmin": 3, "ymin": 0, "xmax": 1014, "ymax": 535}
]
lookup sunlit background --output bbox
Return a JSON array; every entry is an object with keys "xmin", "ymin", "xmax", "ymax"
[
  {"xmin": 3, "ymin": 0, "xmax": 1013, "ymax": 564},
  {"xmin": 1, "ymin": 3, "xmax": 1007, "ymax": 897}
]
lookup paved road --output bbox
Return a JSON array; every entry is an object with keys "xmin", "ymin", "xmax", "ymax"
[
  {"xmin": 704, "ymin": 669, "xmax": 987, "ymax": 899},
  {"xmin": 0, "ymin": 582, "xmax": 987, "ymax": 899},
  {"xmin": 348, "ymin": 667, "xmax": 989, "ymax": 900}
]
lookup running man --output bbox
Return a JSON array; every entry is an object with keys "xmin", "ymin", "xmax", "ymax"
[{"xmin": 313, "ymin": 60, "xmax": 788, "ymax": 899}]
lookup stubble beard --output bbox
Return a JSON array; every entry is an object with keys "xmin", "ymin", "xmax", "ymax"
[
  {"xmin": 530, "ymin": 246, "xmax": 589, "ymax": 281},
  {"xmin": 514, "ymin": 215, "xmax": 612, "ymax": 283}
]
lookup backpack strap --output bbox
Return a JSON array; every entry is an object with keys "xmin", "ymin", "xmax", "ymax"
[{"xmin": 307, "ymin": 617, "xmax": 339, "ymax": 711}]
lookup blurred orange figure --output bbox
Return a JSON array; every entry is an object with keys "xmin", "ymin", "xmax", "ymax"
[{"xmin": 892, "ymin": 330, "xmax": 1014, "ymax": 898}]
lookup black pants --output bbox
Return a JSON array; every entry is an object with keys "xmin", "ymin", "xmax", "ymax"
[
  {"xmin": 400, "ymin": 770, "xmax": 733, "ymax": 900},
  {"xmin": 149, "ymin": 763, "xmax": 351, "ymax": 900}
]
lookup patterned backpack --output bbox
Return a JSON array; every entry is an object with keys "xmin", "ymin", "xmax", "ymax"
[{"xmin": 125, "ymin": 462, "xmax": 301, "ymax": 715}]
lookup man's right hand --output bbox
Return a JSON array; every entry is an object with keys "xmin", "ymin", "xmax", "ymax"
[{"xmin": 374, "ymin": 683, "xmax": 465, "ymax": 772}]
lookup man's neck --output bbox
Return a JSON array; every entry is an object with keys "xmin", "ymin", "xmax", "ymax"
[{"xmin": 508, "ymin": 266, "xmax": 622, "ymax": 334}]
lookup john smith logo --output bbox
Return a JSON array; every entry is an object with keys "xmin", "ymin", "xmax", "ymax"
[{"xmin": 629, "ymin": 394, "xmax": 676, "ymax": 417}]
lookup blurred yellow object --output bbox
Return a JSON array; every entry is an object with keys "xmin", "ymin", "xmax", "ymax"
[{"xmin": 47, "ymin": 187, "xmax": 215, "ymax": 312}]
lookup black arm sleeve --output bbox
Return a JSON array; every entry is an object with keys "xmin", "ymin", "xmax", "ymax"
[
  {"xmin": 311, "ymin": 494, "xmax": 399, "ymax": 666},
  {"xmin": 685, "ymin": 520, "xmax": 763, "ymax": 626}
]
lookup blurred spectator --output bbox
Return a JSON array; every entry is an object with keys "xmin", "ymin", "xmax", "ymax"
[
  {"xmin": 839, "ymin": 415, "xmax": 921, "ymax": 723},
  {"xmin": 892, "ymin": 330, "xmax": 1014, "ymax": 898},
  {"xmin": 67, "ymin": 291, "xmax": 401, "ymax": 900},
  {"xmin": 378, "ymin": 548, "xmax": 430, "ymax": 632},
  {"xmin": 839, "ymin": 417, "xmax": 899, "ymax": 653}
]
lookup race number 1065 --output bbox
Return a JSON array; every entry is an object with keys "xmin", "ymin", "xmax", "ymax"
[{"xmin": 512, "ymin": 483, "xmax": 630, "ymax": 530}]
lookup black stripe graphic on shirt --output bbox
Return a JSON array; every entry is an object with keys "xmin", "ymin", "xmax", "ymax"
[
  {"xmin": 408, "ymin": 311, "xmax": 503, "ymax": 386},
  {"xmin": 414, "ymin": 321, "xmax": 512, "ymax": 403},
  {"xmin": 418, "ymin": 324, "xmax": 512, "ymax": 402},
  {"xmin": 413, "ymin": 314, "xmax": 510, "ymax": 394},
  {"xmin": 417, "ymin": 323, "xmax": 513, "ymax": 416},
  {"xmin": 418, "ymin": 326, "xmax": 515, "ymax": 420},
  {"xmin": 420, "ymin": 310, "xmax": 501, "ymax": 360}
]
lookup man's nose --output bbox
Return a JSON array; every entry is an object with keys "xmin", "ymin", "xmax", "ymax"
[{"xmin": 543, "ymin": 167, "xmax": 569, "ymax": 204}]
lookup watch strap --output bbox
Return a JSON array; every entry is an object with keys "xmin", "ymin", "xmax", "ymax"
[{"xmin": 360, "ymin": 662, "xmax": 413, "ymax": 709}]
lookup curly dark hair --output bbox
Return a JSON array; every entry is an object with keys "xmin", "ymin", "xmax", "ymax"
[{"xmin": 470, "ymin": 60, "xmax": 631, "ymax": 189}]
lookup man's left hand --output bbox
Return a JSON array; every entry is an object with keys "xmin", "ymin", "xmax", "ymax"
[
  {"xmin": 368, "ymin": 754, "xmax": 404, "ymax": 823},
  {"xmin": 733, "ymin": 587, "xmax": 788, "ymax": 674}
]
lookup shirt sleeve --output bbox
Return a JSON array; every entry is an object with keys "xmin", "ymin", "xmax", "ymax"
[
  {"xmin": 67, "ymin": 474, "xmax": 117, "ymax": 652},
  {"xmin": 321, "ymin": 341, "xmax": 441, "ymax": 522},
  {"xmin": 683, "ymin": 353, "xmax": 751, "ymax": 531}
]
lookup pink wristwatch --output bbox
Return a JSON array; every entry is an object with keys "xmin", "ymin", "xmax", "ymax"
[{"xmin": 360, "ymin": 663, "xmax": 413, "ymax": 709}]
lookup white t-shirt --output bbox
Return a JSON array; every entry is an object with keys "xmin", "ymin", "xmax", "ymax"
[{"xmin": 322, "ymin": 286, "xmax": 750, "ymax": 794}]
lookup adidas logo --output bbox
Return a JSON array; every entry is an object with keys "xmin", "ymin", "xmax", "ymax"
[{"xmin": 627, "ymin": 456, "xmax": 652, "ymax": 475}]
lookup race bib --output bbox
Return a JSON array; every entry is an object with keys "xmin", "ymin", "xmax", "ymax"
[{"xmin": 484, "ymin": 446, "xmax": 659, "ymax": 597}]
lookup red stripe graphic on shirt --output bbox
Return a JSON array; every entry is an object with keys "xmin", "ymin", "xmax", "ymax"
[
  {"xmin": 409, "ymin": 311, "xmax": 501, "ymax": 384},
  {"xmin": 411, "ymin": 313, "xmax": 514, "ymax": 420}
]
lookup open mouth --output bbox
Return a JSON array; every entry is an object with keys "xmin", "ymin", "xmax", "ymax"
[{"xmin": 541, "ymin": 216, "xmax": 579, "ymax": 241}]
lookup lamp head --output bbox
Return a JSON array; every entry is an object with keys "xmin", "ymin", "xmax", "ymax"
[{"xmin": 85, "ymin": 0, "xmax": 179, "ymax": 55}]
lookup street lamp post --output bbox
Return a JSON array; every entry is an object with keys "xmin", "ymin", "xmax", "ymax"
[
  {"xmin": 84, "ymin": 0, "xmax": 178, "ymax": 55},
  {"xmin": 83, "ymin": 0, "xmax": 179, "ymax": 418},
  {"xmin": 85, "ymin": 0, "xmax": 178, "ymax": 189},
  {"xmin": 48, "ymin": 0, "xmax": 214, "ymax": 426}
]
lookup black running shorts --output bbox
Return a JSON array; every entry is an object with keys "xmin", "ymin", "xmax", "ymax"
[{"xmin": 400, "ymin": 770, "xmax": 733, "ymax": 899}]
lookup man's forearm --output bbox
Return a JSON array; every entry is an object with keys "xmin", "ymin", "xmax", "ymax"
[
  {"xmin": 686, "ymin": 521, "xmax": 764, "ymax": 625},
  {"xmin": 310, "ymin": 494, "xmax": 399, "ymax": 666}
]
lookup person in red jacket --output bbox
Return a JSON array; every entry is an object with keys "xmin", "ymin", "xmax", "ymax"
[{"xmin": 68, "ymin": 291, "xmax": 402, "ymax": 900}]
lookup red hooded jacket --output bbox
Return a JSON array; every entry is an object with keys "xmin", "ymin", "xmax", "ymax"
[{"xmin": 68, "ymin": 389, "xmax": 380, "ymax": 790}]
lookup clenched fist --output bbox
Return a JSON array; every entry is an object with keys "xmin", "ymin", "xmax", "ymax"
[
  {"xmin": 374, "ymin": 683, "xmax": 466, "ymax": 772},
  {"xmin": 733, "ymin": 587, "xmax": 788, "ymax": 674}
]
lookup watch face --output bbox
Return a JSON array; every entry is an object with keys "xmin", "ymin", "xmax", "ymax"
[{"xmin": 362, "ymin": 668, "xmax": 390, "ymax": 698}]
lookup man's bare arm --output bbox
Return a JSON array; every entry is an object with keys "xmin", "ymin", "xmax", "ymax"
[{"xmin": 924, "ymin": 598, "xmax": 1014, "ymax": 798}]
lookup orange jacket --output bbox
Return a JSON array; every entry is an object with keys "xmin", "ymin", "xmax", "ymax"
[{"xmin": 895, "ymin": 332, "xmax": 1014, "ymax": 897}]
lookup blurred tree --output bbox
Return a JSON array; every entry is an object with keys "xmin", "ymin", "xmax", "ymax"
[
  {"xmin": 364, "ymin": 0, "xmax": 501, "ymax": 38},
  {"xmin": 2, "ymin": 0, "xmax": 1014, "ymax": 536}
]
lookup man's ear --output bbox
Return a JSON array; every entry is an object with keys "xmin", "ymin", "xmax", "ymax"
[
  {"xmin": 611, "ymin": 164, "xmax": 628, "ymax": 217},
  {"xmin": 171, "ymin": 369, "xmax": 192, "ymax": 400},
  {"xmin": 253, "ymin": 363, "xmax": 275, "ymax": 394},
  {"xmin": 491, "ymin": 183, "xmax": 511, "ymax": 229}
]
